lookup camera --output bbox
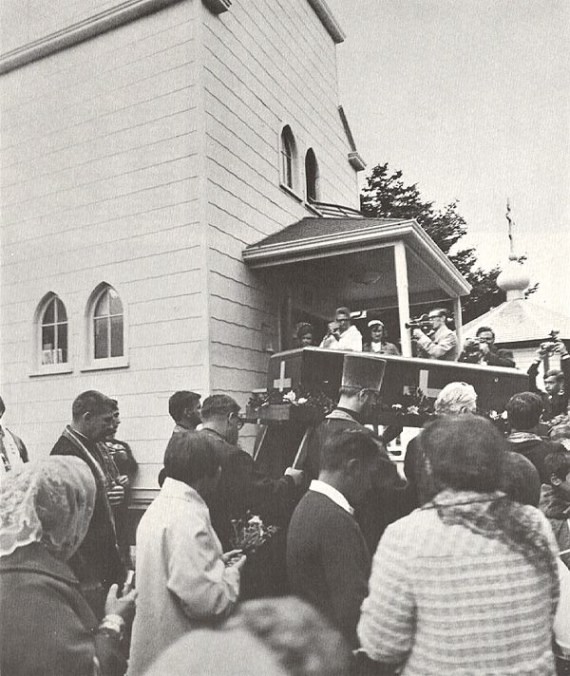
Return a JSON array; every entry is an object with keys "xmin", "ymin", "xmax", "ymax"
[
  {"xmin": 540, "ymin": 330, "xmax": 560, "ymax": 354},
  {"xmin": 405, "ymin": 314, "xmax": 432, "ymax": 334}
]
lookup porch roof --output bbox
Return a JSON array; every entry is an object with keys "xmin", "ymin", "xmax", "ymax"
[{"xmin": 242, "ymin": 217, "xmax": 471, "ymax": 299}]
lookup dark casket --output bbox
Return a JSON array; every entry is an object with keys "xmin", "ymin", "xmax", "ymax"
[{"xmin": 254, "ymin": 347, "xmax": 529, "ymax": 426}]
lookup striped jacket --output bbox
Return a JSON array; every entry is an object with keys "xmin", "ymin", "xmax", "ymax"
[{"xmin": 358, "ymin": 491, "xmax": 559, "ymax": 675}]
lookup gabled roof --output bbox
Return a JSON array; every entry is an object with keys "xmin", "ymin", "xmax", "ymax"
[
  {"xmin": 307, "ymin": 0, "xmax": 345, "ymax": 44},
  {"xmin": 242, "ymin": 217, "xmax": 471, "ymax": 298},
  {"xmin": 463, "ymin": 299, "xmax": 570, "ymax": 343}
]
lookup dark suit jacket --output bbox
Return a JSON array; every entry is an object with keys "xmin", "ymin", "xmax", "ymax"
[
  {"xmin": 51, "ymin": 430, "xmax": 124, "ymax": 597},
  {"xmin": 287, "ymin": 490, "xmax": 370, "ymax": 647},
  {"xmin": 199, "ymin": 429, "xmax": 299, "ymax": 550}
]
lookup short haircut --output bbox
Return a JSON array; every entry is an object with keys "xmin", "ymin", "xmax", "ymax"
[
  {"xmin": 163, "ymin": 431, "xmax": 219, "ymax": 485},
  {"xmin": 335, "ymin": 306, "xmax": 351, "ymax": 317},
  {"xmin": 545, "ymin": 369, "xmax": 564, "ymax": 382},
  {"xmin": 201, "ymin": 394, "xmax": 240, "ymax": 420},
  {"xmin": 434, "ymin": 382, "xmax": 477, "ymax": 415},
  {"xmin": 320, "ymin": 429, "xmax": 379, "ymax": 472},
  {"xmin": 72, "ymin": 390, "xmax": 115, "ymax": 419},
  {"xmin": 430, "ymin": 307, "xmax": 448, "ymax": 319},
  {"xmin": 169, "ymin": 391, "xmax": 201, "ymax": 422},
  {"xmin": 506, "ymin": 392, "xmax": 543, "ymax": 431},
  {"xmin": 476, "ymin": 326, "xmax": 495, "ymax": 338},
  {"xmin": 499, "ymin": 452, "xmax": 540, "ymax": 507},
  {"xmin": 544, "ymin": 451, "xmax": 570, "ymax": 482},
  {"xmin": 422, "ymin": 415, "xmax": 505, "ymax": 492}
]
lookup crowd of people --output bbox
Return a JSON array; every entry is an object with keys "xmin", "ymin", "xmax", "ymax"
[{"xmin": 1, "ymin": 332, "xmax": 570, "ymax": 674}]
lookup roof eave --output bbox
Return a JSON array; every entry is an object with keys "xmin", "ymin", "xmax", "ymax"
[
  {"xmin": 243, "ymin": 219, "xmax": 471, "ymax": 296},
  {"xmin": 307, "ymin": 0, "xmax": 345, "ymax": 44}
]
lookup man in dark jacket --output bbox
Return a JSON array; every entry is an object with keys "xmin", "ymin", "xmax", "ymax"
[
  {"xmin": 302, "ymin": 355, "xmax": 405, "ymax": 553},
  {"xmin": 527, "ymin": 340, "xmax": 570, "ymax": 420},
  {"xmin": 51, "ymin": 390, "xmax": 125, "ymax": 616},
  {"xmin": 506, "ymin": 391, "xmax": 566, "ymax": 483},
  {"xmin": 459, "ymin": 326, "xmax": 516, "ymax": 367},
  {"xmin": 287, "ymin": 429, "xmax": 379, "ymax": 647}
]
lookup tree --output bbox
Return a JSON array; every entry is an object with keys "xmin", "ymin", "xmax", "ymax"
[{"xmin": 360, "ymin": 163, "xmax": 535, "ymax": 323}]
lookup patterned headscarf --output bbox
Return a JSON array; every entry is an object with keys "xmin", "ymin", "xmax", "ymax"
[{"xmin": 0, "ymin": 457, "xmax": 96, "ymax": 561}]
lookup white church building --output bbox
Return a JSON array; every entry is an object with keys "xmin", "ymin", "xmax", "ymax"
[{"xmin": 1, "ymin": 0, "xmax": 469, "ymax": 505}]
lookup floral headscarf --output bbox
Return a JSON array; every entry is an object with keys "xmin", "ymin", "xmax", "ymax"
[{"xmin": 0, "ymin": 457, "xmax": 96, "ymax": 561}]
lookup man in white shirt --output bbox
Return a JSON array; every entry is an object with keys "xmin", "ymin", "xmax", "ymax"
[
  {"xmin": 319, "ymin": 307, "xmax": 363, "ymax": 352},
  {"xmin": 287, "ymin": 429, "xmax": 380, "ymax": 646}
]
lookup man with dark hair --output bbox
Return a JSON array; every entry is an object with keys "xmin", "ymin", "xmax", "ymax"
[
  {"xmin": 0, "ymin": 395, "xmax": 28, "ymax": 475},
  {"xmin": 303, "ymin": 355, "xmax": 404, "ymax": 553},
  {"xmin": 506, "ymin": 392, "xmax": 566, "ymax": 482},
  {"xmin": 528, "ymin": 338, "xmax": 570, "ymax": 420},
  {"xmin": 169, "ymin": 390, "xmax": 202, "ymax": 433},
  {"xmin": 129, "ymin": 432, "xmax": 245, "ymax": 675},
  {"xmin": 287, "ymin": 429, "xmax": 378, "ymax": 646},
  {"xmin": 459, "ymin": 326, "xmax": 516, "ymax": 367},
  {"xmin": 199, "ymin": 394, "xmax": 304, "ymax": 550},
  {"xmin": 413, "ymin": 307, "xmax": 458, "ymax": 361},
  {"xmin": 319, "ymin": 306, "xmax": 362, "ymax": 352},
  {"xmin": 51, "ymin": 390, "xmax": 125, "ymax": 615}
]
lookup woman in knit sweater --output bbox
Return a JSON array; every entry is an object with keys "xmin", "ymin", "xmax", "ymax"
[{"xmin": 358, "ymin": 415, "xmax": 560, "ymax": 676}]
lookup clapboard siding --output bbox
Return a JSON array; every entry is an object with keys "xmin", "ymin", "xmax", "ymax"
[
  {"xmin": 202, "ymin": 0, "xmax": 358, "ymax": 400},
  {"xmin": 0, "ymin": 1, "xmax": 207, "ymax": 463}
]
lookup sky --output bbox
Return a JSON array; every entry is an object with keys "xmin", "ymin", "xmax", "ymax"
[{"xmin": 326, "ymin": 0, "xmax": 569, "ymax": 316}]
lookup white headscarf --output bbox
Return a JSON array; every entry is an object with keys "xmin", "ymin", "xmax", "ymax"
[{"xmin": 0, "ymin": 457, "xmax": 96, "ymax": 561}]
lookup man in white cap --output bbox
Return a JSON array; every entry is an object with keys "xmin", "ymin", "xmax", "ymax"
[{"xmin": 364, "ymin": 320, "xmax": 400, "ymax": 356}]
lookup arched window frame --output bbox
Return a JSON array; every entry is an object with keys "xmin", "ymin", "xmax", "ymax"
[
  {"xmin": 31, "ymin": 293, "xmax": 73, "ymax": 376},
  {"xmin": 280, "ymin": 125, "xmax": 299, "ymax": 194},
  {"xmin": 304, "ymin": 148, "xmax": 320, "ymax": 203},
  {"xmin": 83, "ymin": 283, "xmax": 129, "ymax": 371}
]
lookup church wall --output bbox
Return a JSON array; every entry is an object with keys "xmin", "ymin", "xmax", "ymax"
[
  {"xmin": 201, "ymin": 0, "xmax": 360, "ymax": 427},
  {"xmin": 0, "ymin": 1, "xmax": 207, "ymax": 488}
]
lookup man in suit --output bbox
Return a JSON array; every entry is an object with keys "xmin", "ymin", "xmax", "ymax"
[
  {"xmin": 413, "ymin": 307, "xmax": 458, "ymax": 361},
  {"xmin": 302, "ymin": 355, "xmax": 405, "ymax": 552},
  {"xmin": 287, "ymin": 429, "xmax": 379, "ymax": 646},
  {"xmin": 51, "ymin": 390, "xmax": 125, "ymax": 616}
]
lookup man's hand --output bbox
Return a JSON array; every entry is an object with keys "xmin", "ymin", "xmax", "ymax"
[
  {"xmin": 412, "ymin": 328, "xmax": 426, "ymax": 341},
  {"xmin": 104, "ymin": 583, "xmax": 137, "ymax": 623},
  {"xmin": 222, "ymin": 549, "xmax": 246, "ymax": 571},
  {"xmin": 107, "ymin": 483, "xmax": 125, "ymax": 506},
  {"xmin": 554, "ymin": 339, "xmax": 569, "ymax": 357},
  {"xmin": 284, "ymin": 467, "xmax": 305, "ymax": 486},
  {"xmin": 479, "ymin": 341, "xmax": 490, "ymax": 356}
]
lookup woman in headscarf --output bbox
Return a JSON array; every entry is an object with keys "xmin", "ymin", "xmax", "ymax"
[
  {"xmin": 0, "ymin": 457, "xmax": 136, "ymax": 676},
  {"xmin": 358, "ymin": 415, "xmax": 560, "ymax": 676}
]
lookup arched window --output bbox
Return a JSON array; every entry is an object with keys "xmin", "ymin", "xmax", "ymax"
[
  {"xmin": 92, "ymin": 286, "xmax": 124, "ymax": 360},
  {"xmin": 280, "ymin": 125, "xmax": 297, "ymax": 190},
  {"xmin": 40, "ymin": 295, "xmax": 68, "ymax": 365},
  {"xmin": 305, "ymin": 148, "xmax": 319, "ymax": 202}
]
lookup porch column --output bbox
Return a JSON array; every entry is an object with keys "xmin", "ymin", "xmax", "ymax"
[
  {"xmin": 453, "ymin": 295, "xmax": 463, "ymax": 349},
  {"xmin": 394, "ymin": 242, "xmax": 412, "ymax": 357}
]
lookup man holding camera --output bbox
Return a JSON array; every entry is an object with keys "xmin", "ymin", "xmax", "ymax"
[
  {"xmin": 528, "ymin": 336, "xmax": 570, "ymax": 420},
  {"xmin": 459, "ymin": 326, "xmax": 516, "ymax": 367},
  {"xmin": 412, "ymin": 308, "xmax": 458, "ymax": 361},
  {"xmin": 319, "ymin": 307, "xmax": 363, "ymax": 352}
]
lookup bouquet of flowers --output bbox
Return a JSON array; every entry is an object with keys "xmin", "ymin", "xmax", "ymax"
[{"xmin": 229, "ymin": 513, "xmax": 279, "ymax": 555}]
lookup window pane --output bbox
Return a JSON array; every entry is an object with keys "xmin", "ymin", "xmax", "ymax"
[
  {"xmin": 42, "ymin": 325, "xmax": 55, "ymax": 351},
  {"xmin": 108, "ymin": 289, "xmax": 123, "ymax": 316},
  {"xmin": 110, "ymin": 316, "xmax": 124, "ymax": 357},
  {"xmin": 55, "ymin": 298, "xmax": 67, "ymax": 322},
  {"xmin": 94, "ymin": 290, "xmax": 109, "ymax": 318},
  {"xmin": 43, "ymin": 298, "xmax": 55, "ymax": 324},
  {"xmin": 57, "ymin": 323, "xmax": 68, "ymax": 363},
  {"xmin": 94, "ymin": 317, "xmax": 109, "ymax": 359}
]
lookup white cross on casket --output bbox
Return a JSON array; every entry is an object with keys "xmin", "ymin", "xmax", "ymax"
[
  {"xmin": 273, "ymin": 360, "xmax": 292, "ymax": 392},
  {"xmin": 418, "ymin": 368, "xmax": 443, "ymax": 399}
]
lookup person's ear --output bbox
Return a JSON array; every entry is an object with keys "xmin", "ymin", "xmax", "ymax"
[
  {"xmin": 345, "ymin": 457, "xmax": 360, "ymax": 477},
  {"xmin": 551, "ymin": 473, "xmax": 562, "ymax": 487}
]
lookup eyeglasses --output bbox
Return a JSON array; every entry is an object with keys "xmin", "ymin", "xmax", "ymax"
[{"xmin": 230, "ymin": 413, "xmax": 246, "ymax": 429}]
